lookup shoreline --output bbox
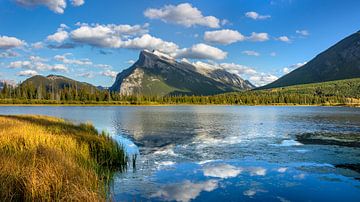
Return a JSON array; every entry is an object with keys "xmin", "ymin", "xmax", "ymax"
[{"xmin": 0, "ymin": 103, "xmax": 359, "ymax": 107}]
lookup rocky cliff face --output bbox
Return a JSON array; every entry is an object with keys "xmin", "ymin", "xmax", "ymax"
[
  {"xmin": 110, "ymin": 50, "xmax": 254, "ymax": 96},
  {"xmin": 261, "ymin": 30, "xmax": 360, "ymax": 89}
]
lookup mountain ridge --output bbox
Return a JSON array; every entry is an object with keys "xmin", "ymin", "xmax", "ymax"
[
  {"xmin": 110, "ymin": 50, "xmax": 254, "ymax": 96},
  {"xmin": 260, "ymin": 30, "xmax": 360, "ymax": 89}
]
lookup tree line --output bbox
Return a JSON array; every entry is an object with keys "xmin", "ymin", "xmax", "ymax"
[{"xmin": 1, "ymin": 81, "xmax": 358, "ymax": 106}]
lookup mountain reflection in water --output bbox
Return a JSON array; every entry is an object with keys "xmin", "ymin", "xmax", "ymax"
[{"xmin": 0, "ymin": 106, "xmax": 359, "ymax": 201}]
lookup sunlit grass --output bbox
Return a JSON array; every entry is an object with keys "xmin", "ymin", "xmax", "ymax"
[{"xmin": 0, "ymin": 115, "xmax": 127, "ymax": 201}]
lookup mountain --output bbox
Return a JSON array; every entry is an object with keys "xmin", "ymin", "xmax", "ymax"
[
  {"xmin": 110, "ymin": 50, "xmax": 254, "ymax": 96},
  {"xmin": 21, "ymin": 75, "xmax": 97, "ymax": 91},
  {"xmin": 261, "ymin": 30, "xmax": 360, "ymax": 89}
]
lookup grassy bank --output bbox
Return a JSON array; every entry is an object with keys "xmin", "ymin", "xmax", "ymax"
[{"xmin": 0, "ymin": 115, "xmax": 127, "ymax": 201}]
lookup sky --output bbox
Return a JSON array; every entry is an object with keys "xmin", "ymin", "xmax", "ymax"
[{"xmin": 0, "ymin": 0, "xmax": 360, "ymax": 87}]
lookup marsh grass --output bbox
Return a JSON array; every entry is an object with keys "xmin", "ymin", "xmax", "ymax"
[{"xmin": 0, "ymin": 115, "xmax": 127, "ymax": 201}]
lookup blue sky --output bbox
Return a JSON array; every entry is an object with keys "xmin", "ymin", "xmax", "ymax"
[{"xmin": 0, "ymin": 0, "xmax": 360, "ymax": 87}]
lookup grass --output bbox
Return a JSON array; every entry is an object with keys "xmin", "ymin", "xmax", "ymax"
[{"xmin": 0, "ymin": 115, "xmax": 127, "ymax": 201}]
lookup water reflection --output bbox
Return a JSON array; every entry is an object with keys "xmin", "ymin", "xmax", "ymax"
[{"xmin": 0, "ymin": 106, "xmax": 360, "ymax": 201}]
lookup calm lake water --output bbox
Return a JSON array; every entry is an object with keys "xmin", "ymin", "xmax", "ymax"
[{"xmin": 1, "ymin": 106, "xmax": 360, "ymax": 201}]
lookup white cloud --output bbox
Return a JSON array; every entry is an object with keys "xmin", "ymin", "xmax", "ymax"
[
  {"xmin": 203, "ymin": 164, "xmax": 242, "ymax": 179},
  {"xmin": 245, "ymin": 11, "xmax": 271, "ymax": 20},
  {"xmin": 249, "ymin": 73, "xmax": 278, "ymax": 86},
  {"xmin": 0, "ymin": 36, "xmax": 25, "ymax": 49},
  {"xmin": 127, "ymin": 60, "xmax": 135, "ymax": 64},
  {"xmin": 151, "ymin": 180, "xmax": 218, "ymax": 202},
  {"xmin": 144, "ymin": 3, "xmax": 220, "ymax": 28},
  {"xmin": 219, "ymin": 63, "xmax": 257, "ymax": 76},
  {"xmin": 247, "ymin": 32, "xmax": 269, "ymax": 42},
  {"xmin": 47, "ymin": 30, "xmax": 69, "ymax": 43},
  {"xmin": 242, "ymin": 50, "xmax": 260, "ymax": 56},
  {"xmin": 101, "ymin": 70, "xmax": 117, "ymax": 78},
  {"xmin": 78, "ymin": 72, "xmax": 94, "ymax": 78},
  {"xmin": 54, "ymin": 53, "xmax": 92, "ymax": 65},
  {"xmin": 71, "ymin": 24, "xmax": 121, "ymax": 48},
  {"xmin": 270, "ymin": 52, "xmax": 277, "ymax": 56},
  {"xmin": 70, "ymin": 23, "xmax": 149, "ymax": 48},
  {"xmin": 176, "ymin": 43, "xmax": 227, "ymax": 60},
  {"xmin": 15, "ymin": 0, "xmax": 84, "ymax": 14},
  {"xmin": 296, "ymin": 30, "xmax": 309, "ymax": 36},
  {"xmin": 204, "ymin": 29, "xmax": 245, "ymax": 45},
  {"xmin": 121, "ymin": 34, "xmax": 179, "ymax": 54},
  {"xmin": 9, "ymin": 56, "xmax": 69, "ymax": 73},
  {"xmin": 192, "ymin": 61, "xmax": 276, "ymax": 86},
  {"xmin": 49, "ymin": 64, "xmax": 69, "ymax": 72},
  {"xmin": 95, "ymin": 64, "xmax": 112, "ymax": 69},
  {"xmin": 0, "ymin": 50, "xmax": 20, "ymax": 58},
  {"xmin": 9, "ymin": 61, "xmax": 32, "ymax": 69},
  {"xmin": 283, "ymin": 67, "xmax": 291, "ymax": 74},
  {"xmin": 17, "ymin": 70, "xmax": 38, "ymax": 77},
  {"xmin": 282, "ymin": 61, "xmax": 307, "ymax": 74},
  {"xmin": 71, "ymin": 0, "xmax": 84, "ymax": 6},
  {"xmin": 31, "ymin": 42, "xmax": 44, "ymax": 49},
  {"xmin": 277, "ymin": 36, "xmax": 291, "ymax": 43}
]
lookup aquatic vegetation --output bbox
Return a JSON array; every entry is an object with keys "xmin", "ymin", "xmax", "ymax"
[
  {"xmin": 0, "ymin": 115, "xmax": 127, "ymax": 201},
  {"xmin": 296, "ymin": 132, "xmax": 360, "ymax": 147}
]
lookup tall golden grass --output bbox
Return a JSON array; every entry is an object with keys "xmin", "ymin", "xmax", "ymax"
[{"xmin": 0, "ymin": 115, "xmax": 127, "ymax": 201}]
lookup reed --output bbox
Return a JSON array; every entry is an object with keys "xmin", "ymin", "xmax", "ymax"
[{"xmin": 0, "ymin": 115, "xmax": 127, "ymax": 201}]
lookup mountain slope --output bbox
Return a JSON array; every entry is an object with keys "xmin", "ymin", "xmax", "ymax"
[
  {"xmin": 110, "ymin": 50, "xmax": 254, "ymax": 96},
  {"xmin": 261, "ymin": 30, "xmax": 360, "ymax": 89},
  {"xmin": 21, "ymin": 75, "xmax": 97, "ymax": 92}
]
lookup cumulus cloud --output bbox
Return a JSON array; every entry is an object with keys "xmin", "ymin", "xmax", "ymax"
[
  {"xmin": 121, "ymin": 34, "xmax": 179, "ymax": 54},
  {"xmin": 247, "ymin": 32, "xmax": 269, "ymax": 42},
  {"xmin": 48, "ymin": 64, "xmax": 69, "ymax": 72},
  {"xmin": 242, "ymin": 50, "xmax": 260, "ymax": 56},
  {"xmin": 151, "ymin": 180, "xmax": 218, "ymax": 202},
  {"xmin": 9, "ymin": 61, "xmax": 32, "ymax": 69},
  {"xmin": 277, "ymin": 36, "xmax": 291, "ymax": 43},
  {"xmin": 176, "ymin": 43, "xmax": 227, "ymax": 60},
  {"xmin": 47, "ymin": 30, "xmax": 69, "ymax": 43},
  {"xmin": 296, "ymin": 30, "xmax": 309, "ymax": 36},
  {"xmin": 144, "ymin": 3, "xmax": 220, "ymax": 28},
  {"xmin": 245, "ymin": 11, "xmax": 271, "ymax": 20},
  {"xmin": 15, "ymin": 0, "xmax": 85, "ymax": 14},
  {"xmin": 16, "ymin": 70, "xmax": 38, "ymax": 77},
  {"xmin": 203, "ymin": 164, "xmax": 242, "ymax": 179},
  {"xmin": 0, "ymin": 36, "xmax": 26, "ymax": 49},
  {"xmin": 101, "ymin": 70, "xmax": 117, "ymax": 78},
  {"xmin": 8, "ymin": 56, "xmax": 69, "ymax": 73},
  {"xmin": 204, "ymin": 29, "xmax": 245, "ymax": 45},
  {"xmin": 70, "ymin": 23, "xmax": 149, "ymax": 48}
]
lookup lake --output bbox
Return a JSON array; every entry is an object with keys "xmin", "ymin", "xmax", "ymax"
[{"xmin": 1, "ymin": 106, "xmax": 360, "ymax": 201}]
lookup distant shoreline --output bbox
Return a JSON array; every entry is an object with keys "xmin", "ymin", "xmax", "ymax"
[{"xmin": 0, "ymin": 103, "xmax": 358, "ymax": 107}]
